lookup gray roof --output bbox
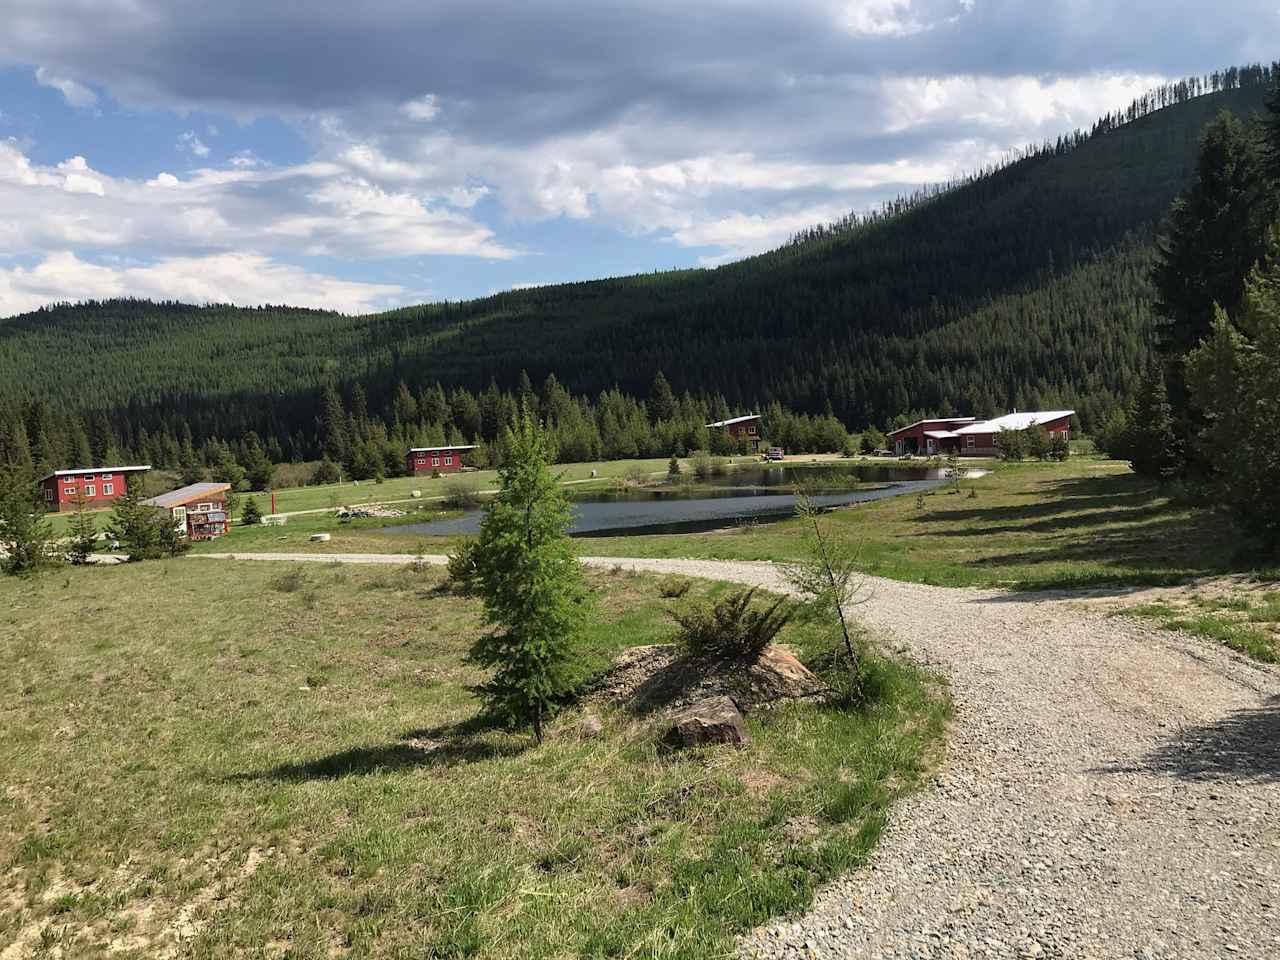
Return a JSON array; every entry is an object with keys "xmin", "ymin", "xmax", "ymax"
[
  {"xmin": 954, "ymin": 411, "xmax": 1075, "ymax": 435},
  {"xmin": 142, "ymin": 482, "xmax": 232, "ymax": 509},
  {"xmin": 38, "ymin": 464, "xmax": 151, "ymax": 483}
]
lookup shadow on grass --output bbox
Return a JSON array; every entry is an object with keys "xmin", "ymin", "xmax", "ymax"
[
  {"xmin": 1095, "ymin": 696, "xmax": 1280, "ymax": 783},
  {"xmin": 234, "ymin": 716, "xmax": 528, "ymax": 782},
  {"xmin": 912, "ymin": 475, "xmax": 1160, "ymax": 526}
]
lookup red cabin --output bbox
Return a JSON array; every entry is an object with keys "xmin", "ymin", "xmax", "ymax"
[
  {"xmin": 406, "ymin": 445, "xmax": 476, "ymax": 475},
  {"xmin": 141, "ymin": 482, "xmax": 232, "ymax": 541},
  {"xmin": 38, "ymin": 465, "xmax": 151, "ymax": 512},
  {"xmin": 706, "ymin": 415, "xmax": 762, "ymax": 452}
]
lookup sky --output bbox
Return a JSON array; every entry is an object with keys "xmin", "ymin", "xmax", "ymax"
[{"xmin": 0, "ymin": 1, "xmax": 1274, "ymax": 318}]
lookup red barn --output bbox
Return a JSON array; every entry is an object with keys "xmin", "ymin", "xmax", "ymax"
[
  {"xmin": 706, "ymin": 415, "xmax": 762, "ymax": 452},
  {"xmin": 142, "ymin": 482, "xmax": 232, "ymax": 540},
  {"xmin": 38, "ymin": 465, "xmax": 151, "ymax": 512},
  {"xmin": 886, "ymin": 419, "xmax": 976, "ymax": 456},
  {"xmin": 406, "ymin": 445, "xmax": 476, "ymax": 475}
]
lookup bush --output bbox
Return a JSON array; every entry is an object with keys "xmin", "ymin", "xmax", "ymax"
[
  {"xmin": 270, "ymin": 568, "xmax": 309, "ymax": 593},
  {"xmin": 446, "ymin": 537, "xmax": 480, "ymax": 594},
  {"xmin": 656, "ymin": 576, "xmax": 692, "ymax": 599},
  {"xmin": 445, "ymin": 481, "xmax": 480, "ymax": 510},
  {"xmin": 667, "ymin": 454, "xmax": 682, "ymax": 477},
  {"xmin": 691, "ymin": 452, "xmax": 713, "ymax": 479},
  {"xmin": 669, "ymin": 587, "xmax": 793, "ymax": 662},
  {"xmin": 311, "ymin": 458, "xmax": 342, "ymax": 485}
]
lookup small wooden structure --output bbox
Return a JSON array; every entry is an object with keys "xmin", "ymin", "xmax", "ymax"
[{"xmin": 142, "ymin": 482, "xmax": 233, "ymax": 540}]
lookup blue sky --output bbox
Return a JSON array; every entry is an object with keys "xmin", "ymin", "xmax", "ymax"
[{"xmin": 0, "ymin": 1, "xmax": 1274, "ymax": 316}]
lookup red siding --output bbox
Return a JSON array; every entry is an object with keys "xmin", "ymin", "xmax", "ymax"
[
  {"xmin": 407, "ymin": 448, "xmax": 469, "ymax": 475},
  {"xmin": 40, "ymin": 471, "xmax": 138, "ymax": 512}
]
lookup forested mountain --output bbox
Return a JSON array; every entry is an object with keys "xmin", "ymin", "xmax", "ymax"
[{"xmin": 1, "ymin": 65, "xmax": 1276, "ymax": 471}]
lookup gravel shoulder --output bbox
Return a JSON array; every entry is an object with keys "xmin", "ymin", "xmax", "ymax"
[{"xmin": 189, "ymin": 552, "xmax": 1280, "ymax": 957}]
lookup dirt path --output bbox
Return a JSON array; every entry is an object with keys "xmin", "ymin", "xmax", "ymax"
[{"xmin": 189, "ymin": 552, "xmax": 1280, "ymax": 957}]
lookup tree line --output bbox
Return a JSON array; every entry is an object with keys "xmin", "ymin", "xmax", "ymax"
[{"xmin": 1098, "ymin": 78, "xmax": 1280, "ymax": 548}]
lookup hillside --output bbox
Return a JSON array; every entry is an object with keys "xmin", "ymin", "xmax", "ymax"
[{"xmin": 0, "ymin": 70, "xmax": 1274, "ymax": 452}]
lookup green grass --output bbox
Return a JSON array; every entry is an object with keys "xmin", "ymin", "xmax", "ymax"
[
  {"xmin": 1118, "ymin": 589, "xmax": 1280, "ymax": 663},
  {"xmin": 0, "ymin": 561, "xmax": 948, "ymax": 958}
]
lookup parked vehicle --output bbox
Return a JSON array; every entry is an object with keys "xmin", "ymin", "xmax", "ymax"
[{"xmin": 764, "ymin": 447, "xmax": 785, "ymax": 461}]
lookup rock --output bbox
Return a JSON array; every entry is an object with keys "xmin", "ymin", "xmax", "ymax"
[
  {"xmin": 664, "ymin": 695, "xmax": 751, "ymax": 749},
  {"xmin": 411, "ymin": 490, "xmax": 422, "ymax": 498},
  {"xmin": 309, "ymin": 532, "xmax": 331, "ymax": 542},
  {"xmin": 578, "ymin": 713, "xmax": 604, "ymax": 739},
  {"xmin": 743, "ymin": 646, "xmax": 829, "ymax": 703}
]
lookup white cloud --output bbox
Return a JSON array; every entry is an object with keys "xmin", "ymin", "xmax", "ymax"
[
  {"xmin": 228, "ymin": 149, "xmax": 265, "ymax": 168},
  {"xmin": 0, "ymin": 250, "xmax": 407, "ymax": 316},
  {"xmin": 34, "ymin": 66, "xmax": 97, "ymax": 107},
  {"xmin": 402, "ymin": 94, "xmax": 439, "ymax": 121},
  {"xmin": 177, "ymin": 130, "xmax": 211, "ymax": 157}
]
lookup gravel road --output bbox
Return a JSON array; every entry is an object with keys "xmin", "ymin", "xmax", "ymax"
[{"xmin": 190, "ymin": 552, "xmax": 1280, "ymax": 957}]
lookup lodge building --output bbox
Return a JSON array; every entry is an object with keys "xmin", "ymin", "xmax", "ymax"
[
  {"xmin": 888, "ymin": 411, "xmax": 1074, "ymax": 457},
  {"xmin": 406, "ymin": 445, "xmax": 476, "ymax": 475},
  {"xmin": 706, "ymin": 415, "xmax": 762, "ymax": 452},
  {"xmin": 38, "ymin": 465, "xmax": 151, "ymax": 512}
]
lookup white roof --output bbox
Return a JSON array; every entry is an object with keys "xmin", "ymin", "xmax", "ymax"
[
  {"xmin": 706, "ymin": 414, "xmax": 760, "ymax": 428},
  {"xmin": 39, "ymin": 465, "xmax": 151, "ymax": 482},
  {"xmin": 923, "ymin": 430, "xmax": 959, "ymax": 439},
  {"xmin": 408, "ymin": 445, "xmax": 477, "ymax": 453},
  {"xmin": 886, "ymin": 417, "xmax": 976, "ymax": 437},
  {"xmin": 955, "ymin": 411, "xmax": 1075, "ymax": 435}
]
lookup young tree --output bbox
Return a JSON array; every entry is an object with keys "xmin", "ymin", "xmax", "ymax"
[
  {"xmin": 783, "ymin": 487, "xmax": 867, "ymax": 669},
  {"xmin": 240, "ymin": 497, "xmax": 263, "ymax": 525},
  {"xmin": 1125, "ymin": 362, "xmax": 1184, "ymax": 479},
  {"xmin": 468, "ymin": 415, "xmax": 590, "ymax": 743},
  {"xmin": 667, "ymin": 453, "xmax": 682, "ymax": 477},
  {"xmin": 1025, "ymin": 424, "xmax": 1051, "ymax": 461},
  {"xmin": 0, "ymin": 466, "xmax": 57, "ymax": 575},
  {"xmin": 944, "ymin": 451, "xmax": 968, "ymax": 491},
  {"xmin": 66, "ymin": 495, "xmax": 98, "ymax": 564},
  {"xmin": 108, "ymin": 479, "xmax": 187, "ymax": 561}
]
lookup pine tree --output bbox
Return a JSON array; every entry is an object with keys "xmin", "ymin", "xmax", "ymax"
[
  {"xmin": 468, "ymin": 415, "xmax": 589, "ymax": 743},
  {"xmin": 1264, "ymin": 79, "xmax": 1280, "ymax": 190},
  {"xmin": 67, "ymin": 495, "xmax": 98, "ymax": 564},
  {"xmin": 0, "ymin": 465, "xmax": 58, "ymax": 575},
  {"xmin": 240, "ymin": 497, "xmax": 263, "ymax": 525},
  {"xmin": 648, "ymin": 371, "xmax": 676, "ymax": 423},
  {"xmin": 320, "ymin": 383, "xmax": 350, "ymax": 464},
  {"xmin": 1125, "ymin": 362, "xmax": 1183, "ymax": 479}
]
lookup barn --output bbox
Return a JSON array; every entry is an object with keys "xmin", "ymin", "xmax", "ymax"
[
  {"xmin": 706, "ymin": 415, "xmax": 762, "ymax": 452},
  {"xmin": 406, "ymin": 445, "xmax": 476, "ymax": 475},
  {"xmin": 38, "ymin": 465, "xmax": 151, "ymax": 512},
  {"xmin": 142, "ymin": 482, "xmax": 232, "ymax": 541}
]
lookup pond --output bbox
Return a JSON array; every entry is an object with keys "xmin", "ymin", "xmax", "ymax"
[{"xmin": 386, "ymin": 462, "xmax": 963, "ymax": 538}]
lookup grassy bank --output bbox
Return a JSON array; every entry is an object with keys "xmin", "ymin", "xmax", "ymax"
[
  {"xmin": 1118, "ymin": 589, "xmax": 1280, "ymax": 662},
  {"xmin": 1, "ymin": 560, "xmax": 947, "ymax": 958}
]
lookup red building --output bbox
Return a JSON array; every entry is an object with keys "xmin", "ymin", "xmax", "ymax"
[
  {"xmin": 888, "ymin": 411, "xmax": 1074, "ymax": 457},
  {"xmin": 887, "ymin": 419, "xmax": 976, "ymax": 456},
  {"xmin": 38, "ymin": 465, "xmax": 151, "ymax": 512},
  {"xmin": 706, "ymin": 415, "xmax": 762, "ymax": 452},
  {"xmin": 406, "ymin": 445, "xmax": 476, "ymax": 475},
  {"xmin": 142, "ymin": 482, "xmax": 232, "ymax": 540}
]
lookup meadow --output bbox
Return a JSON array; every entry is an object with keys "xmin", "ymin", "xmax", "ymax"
[{"xmin": 1, "ymin": 560, "xmax": 947, "ymax": 958}]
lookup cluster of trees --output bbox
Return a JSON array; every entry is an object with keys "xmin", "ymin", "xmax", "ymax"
[
  {"xmin": 2, "ymin": 69, "xmax": 1275, "ymax": 466},
  {"xmin": 1101, "ymin": 79, "xmax": 1280, "ymax": 547}
]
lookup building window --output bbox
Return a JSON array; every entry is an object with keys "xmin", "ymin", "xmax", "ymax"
[
  {"xmin": 444, "ymin": 455, "xmax": 453, "ymax": 465},
  {"xmin": 44, "ymin": 487, "xmax": 53, "ymax": 501},
  {"xmin": 966, "ymin": 436, "xmax": 975, "ymax": 448},
  {"xmin": 85, "ymin": 485, "xmax": 96, "ymax": 497},
  {"xmin": 432, "ymin": 456, "xmax": 440, "ymax": 466},
  {"xmin": 196, "ymin": 502, "xmax": 214, "ymax": 513},
  {"xmin": 64, "ymin": 487, "xmax": 76, "ymax": 496},
  {"xmin": 417, "ymin": 456, "xmax": 426, "ymax": 464},
  {"xmin": 103, "ymin": 483, "xmax": 114, "ymax": 495}
]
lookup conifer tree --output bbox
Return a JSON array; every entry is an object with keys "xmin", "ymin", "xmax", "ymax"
[
  {"xmin": 0, "ymin": 465, "xmax": 57, "ymax": 575},
  {"xmin": 468, "ymin": 415, "xmax": 589, "ymax": 743},
  {"xmin": 648, "ymin": 371, "xmax": 676, "ymax": 423},
  {"xmin": 1124, "ymin": 362, "xmax": 1183, "ymax": 479},
  {"xmin": 66, "ymin": 495, "xmax": 98, "ymax": 564}
]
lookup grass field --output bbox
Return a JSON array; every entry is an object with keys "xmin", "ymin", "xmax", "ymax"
[
  {"xmin": 191, "ymin": 458, "xmax": 1277, "ymax": 591},
  {"xmin": 1, "ymin": 560, "xmax": 947, "ymax": 958}
]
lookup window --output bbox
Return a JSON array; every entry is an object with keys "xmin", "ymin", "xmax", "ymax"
[
  {"xmin": 966, "ymin": 436, "xmax": 976, "ymax": 448},
  {"xmin": 103, "ymin": 483, "xmax": 114, "ymax": 495},
  {"xmin": 416, "ymin": 456, "xmax": 426, "ymax": 464},
  {"xmin": 432, "ymin": 456, "xmax": 440, "ymax": 466},
  {"xmin": 44, "ymin": 487, "xmax": 53, "ymax": 502},
  {"xmin": 196, "ymin": 502, "xmax": 214, "ymax": 513},
  {"xmin": 65, "ymin": 487, "xmax": 76, "ymax": 496},
  {"xmin": 444, "ymin": 455, "xmax": 453, "ymax": 465},
  {"xmin": 85, "ymin": 485, "xmax": 96, "ymax": 497}
]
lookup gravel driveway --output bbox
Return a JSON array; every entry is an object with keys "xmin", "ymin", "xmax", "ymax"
[{"xmin": 193, "ymin": 552, "xmax": 1280, "ymax": 957}]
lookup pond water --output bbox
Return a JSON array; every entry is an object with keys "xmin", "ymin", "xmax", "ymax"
[{"xmin": 386, "ymin": 463, "xmax": 959, "ymax": 538}]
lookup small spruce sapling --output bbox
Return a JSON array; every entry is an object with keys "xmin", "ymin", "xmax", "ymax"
[
  {"xmin": 241, "ymin": 498, "xmax": 263, "ymax": 525},
  {"xmin": 0, "ymin": 466, "xmax": 58, "ymax": 575},
  {"xmin": 67, "ymin": 495, "xmax": 98, "ymax": 564},
  {"xmin": 468, "ymin": 415, "xmax": 590, "ymax": 743}
]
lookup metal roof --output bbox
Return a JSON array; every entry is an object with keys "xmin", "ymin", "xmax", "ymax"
[
  {"xmin": 923, "ymin": 430, "xmax": 960, "ymax": 439},
  {"xmin": 706, "ymin": 414, "xmax": 760, "ymax": 428},
  {"xmin": 38, "ymin": 465, "xmax": 151, "ymax": 483},
  {"xmin": 142, "ymin": 482, "xmax": 232, "ymax": 509},
  {"xmin": 954, "ymin": 411, "xmax": 1075, "ymax": 435},
  {"xmin": 408, "ymin": 445, "xmax": 478, "ymax": 453},
  {"xmin": 886, "ymin": 418, "xmax": 976, "ymax": 438}
]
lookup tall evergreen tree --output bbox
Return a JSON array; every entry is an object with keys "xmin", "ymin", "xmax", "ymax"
[
  {"xmin": 1124, "ymin": 362, "xmax": 1183, "ymax": 479},
  {"xmin": 0, "ymin": 465, "xmax": 58, "ymax": 575},
  {"xmin": 648, "ymin": 370, "xmax": 676, "ymax": 423}
]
